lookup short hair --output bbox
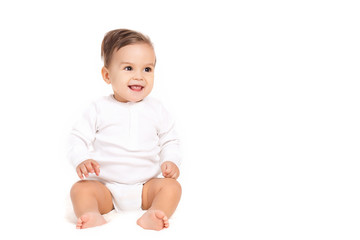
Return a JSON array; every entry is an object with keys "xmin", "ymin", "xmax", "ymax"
[{"xmin": 101, "ymin": 29, "xmax": 153, "ymax": 68}]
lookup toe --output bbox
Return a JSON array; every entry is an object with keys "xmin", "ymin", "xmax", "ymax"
[
  {"xmin": 164, "ymin": 219, "xmax": 169, "ymax": 228},
  {"xmin": 155, "ymin": 210, "xmax": 166, "ymax": 220},
  {"xmin": 80, "ymin": 214, "xmax": 89, "ymax": 222},
  {"xmin": 76, "ymin": 218, "xmax": 83, "ymax": 229}
]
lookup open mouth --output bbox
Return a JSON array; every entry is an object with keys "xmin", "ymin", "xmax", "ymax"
[{"xmin": 128, "ymin": 85, "xmax": 144, "ymax": 92}]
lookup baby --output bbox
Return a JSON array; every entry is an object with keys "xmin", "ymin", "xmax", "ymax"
[{"xmin": 67, "ymin": 29, "xmax": 182, "ymax": 231}]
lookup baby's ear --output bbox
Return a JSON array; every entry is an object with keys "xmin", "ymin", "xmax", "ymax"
[{"xmin": 101, "ymin": 66, "xmax": 111, "ymax": 84}]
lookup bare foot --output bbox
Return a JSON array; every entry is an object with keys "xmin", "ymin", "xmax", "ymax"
[
  {"xmin": 76, "ymin": 212, "xmax": 107, "ymax": 229},
  {"xmin": 136, "ymin": 210, "xmax": 169, "ymax": 231}
]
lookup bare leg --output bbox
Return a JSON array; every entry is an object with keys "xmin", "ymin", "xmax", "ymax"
[
  {"xmin": 70, "ymin": 180, "xmax": 114, "ymax": 229},
  {"xmin": 137, "ymin": 178, "xmax": 182, "ymax": 231}
]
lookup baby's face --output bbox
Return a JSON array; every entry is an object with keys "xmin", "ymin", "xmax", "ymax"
[{"xmin": 102, "ymin": 43, "xmax": 156, "ymax": 102}]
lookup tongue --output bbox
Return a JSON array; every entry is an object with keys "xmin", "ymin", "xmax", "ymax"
[{"xmin": 129, "ymin": 85, "xmax": 143, "ymax": 91}]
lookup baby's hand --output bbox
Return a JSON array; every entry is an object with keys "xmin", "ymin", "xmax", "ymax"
[
  {"xmin": 161, "ymin": 161, "xmax": 180, "ymax": 179},
  {"xmin": 76, "ymin": 159, "xmax": 100, "ymax": 179}
]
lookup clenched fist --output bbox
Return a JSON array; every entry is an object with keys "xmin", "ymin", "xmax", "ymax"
[{"xmin": 161, "ymin": 161, "xmax": 180, "ymax": 179}]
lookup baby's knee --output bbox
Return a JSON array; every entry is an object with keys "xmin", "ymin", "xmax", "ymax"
[
  {"xmin": 163, "ymin": 178, "xmax": 182, "ymax": 195},
  {"xmin": 70, "ymin": 180, "xmax": 95, "ymax": 197}
]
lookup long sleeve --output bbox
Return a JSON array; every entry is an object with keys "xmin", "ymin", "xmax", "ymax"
[
  {"xmin": 67, "ymin": 95, "xmax": 181, "ymax": 184},
  {"xmin": 67, "ymin": 103, "xmax": 97, "ymax": 168},
  {"xmin": 158, "ymin": 105, "xmax": 181, "ymax": 168}
]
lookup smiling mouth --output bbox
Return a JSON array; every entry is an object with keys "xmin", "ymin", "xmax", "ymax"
[{"xmin": 128, "ymin": 85, "xmax": 144, "ymax": 92}]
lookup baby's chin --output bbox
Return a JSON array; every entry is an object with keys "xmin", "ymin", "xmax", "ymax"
[
  {"xmin": 113, "ymin": 89, "xmax": 150, "ymax": 103},
  {"xmin": 128, "ymin": 98, "xmax": 146, "ymax": 103},
  {"xmin": 126, "ymin": 88, "xmax": 152, "ymax": 102},
  {"xmin": 122, "ymin": 93, "xmax": 149, "ymax": 103},
  {"xmin": 127, "ymin": 93, "xmax": 148, "ymax": 102}
]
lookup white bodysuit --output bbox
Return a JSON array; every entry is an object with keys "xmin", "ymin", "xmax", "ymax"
[{"xmin": 67, "ymin": 95, "xmax": 181, "ymax": 211}]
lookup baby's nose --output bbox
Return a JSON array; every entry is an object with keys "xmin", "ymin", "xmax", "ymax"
[{"xmin": 133, "ymin": 70, "xmax": 144, "ymax": 80}]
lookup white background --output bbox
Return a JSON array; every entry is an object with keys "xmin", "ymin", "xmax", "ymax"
[{"xmin": 0, "ymin": 0, "xmax": 359, "ymax": 239}]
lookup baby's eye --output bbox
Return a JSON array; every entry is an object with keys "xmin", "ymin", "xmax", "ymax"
[
  {"xmin": 144, "ymin": 67, "xmax": 152, "ymax": 72},
  {"xmin": 124, "ymin": 66, "xmax": 133, "ymax": 71}
]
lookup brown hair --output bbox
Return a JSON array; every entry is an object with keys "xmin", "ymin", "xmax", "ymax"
[{"xmin": 101, "ymin": 29, "xmax": 153, "ymax": 68}]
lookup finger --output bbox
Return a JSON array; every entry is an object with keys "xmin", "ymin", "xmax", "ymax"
[
  {"xmin": 164, "ymin": 163, "xmax": 173, "ymax": 174},
  {"xmin": 168, "ymin": 168, "xmax": 179, "ymax": 179},
  {"xmin": 165, "ymin": 169, "xmax": 173, "ymax": 177},
  {"xmin": 174, "ymin": 167, "xmax": 180, "ymax": 178},
  {"xmin": 91, "ymin": 162, "xmax": 100, "ymax": 176},
  {"xmin": 161, "ymin": 163, "xmax": 167, "ymax": 176},
  {"xmin": 164, "ymin": 170, "xmax": 174, "ymax": 178},
  {"xmin": 76, "ymin": 167, "xmax": 84, "ymax": 179},
  {"xmin": 161, "ymin": 163, "xmax": 167, "ymax": 172},
  {"xmin": 80, "ymin": 165, "xmax": 89, "ymax": 177},
  {"xmin": 163, "ymin": 171, "xmax": 170, "ymax": 178},
  {"xmin": 85, "ymin": 162, "xmax": 94, "ymax": 173},
  {"xmin": 169, "ymin": 170, "xmax": 176, "ymax": 179}
]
